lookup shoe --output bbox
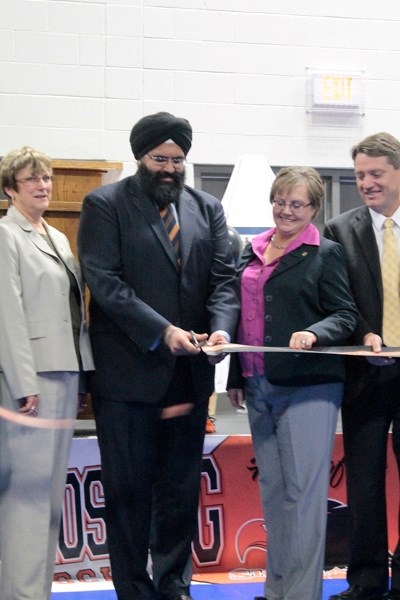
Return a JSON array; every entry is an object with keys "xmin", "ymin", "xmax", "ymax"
[
  {"xmin": 169, "ymin": 596, "xmax": 194, "ymax": 600},
  {"xmin": 205, "ymin": 415, "xmax": 216, "ymax": 434},
  {"xmin": 329, "ymin": 585, "xmax": 387, "ymax": 600},
  {"xmin": 373, "ymin": 592, "xmax": 400, "ymax": 600}
]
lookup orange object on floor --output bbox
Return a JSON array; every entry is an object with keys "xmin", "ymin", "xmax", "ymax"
[{"xmin": 206, "ymin": 415, "xmax": 216, "ymax": 434}]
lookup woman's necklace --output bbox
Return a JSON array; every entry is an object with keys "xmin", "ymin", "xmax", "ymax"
[{"xmin": 270, "ymin": 234, "xmax": 288, "ymax": 249}]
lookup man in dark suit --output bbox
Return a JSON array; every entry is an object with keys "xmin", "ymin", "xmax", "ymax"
[
  {"xmin": 77, "ymin": 112, "xmax": 239, "ymax": 600},
  {"xmin": 324, "ymin": 132, "xmax": 400, "ymax": 600}
]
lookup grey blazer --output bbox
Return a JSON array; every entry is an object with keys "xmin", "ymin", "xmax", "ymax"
[{"xmin": 0, "ymin": 205, "xmax": 94, "ymax": 401}]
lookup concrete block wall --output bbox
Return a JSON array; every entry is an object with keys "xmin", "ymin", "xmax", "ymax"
[{"xmin": 1, "ymin": 0, "xmax": 400, "ymax": 175}]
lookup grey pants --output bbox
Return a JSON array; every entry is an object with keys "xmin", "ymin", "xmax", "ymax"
[
  {"xmin": 0, "ymin": 371, "xmax": 78, "ymax": 600},
  {"xmin": 245, "ymin": 375, "xmax": 342, "ymax": 600}
]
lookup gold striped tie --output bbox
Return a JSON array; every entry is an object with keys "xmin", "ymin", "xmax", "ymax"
[
  {"xmin": 160, "ymin": 204, "xmax": 181, "ymax": 266},
  {"xmin": 382, "ymin": 218, "xmax": 400, "ymax": 346}
]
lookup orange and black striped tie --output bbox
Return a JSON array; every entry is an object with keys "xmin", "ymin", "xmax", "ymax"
[{"xmin": 160, "ymin": 204, "xmax": 181, "ymax": 266}]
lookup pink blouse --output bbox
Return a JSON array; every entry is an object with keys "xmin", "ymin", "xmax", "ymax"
[{"xmin": 237, "ymin": 223, "xmax": 320, "ymax": 377}]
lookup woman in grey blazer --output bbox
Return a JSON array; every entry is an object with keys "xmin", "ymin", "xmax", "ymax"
[{"xmin": 0, "ymin": 146, "xmax": 94, "ymax": 600}]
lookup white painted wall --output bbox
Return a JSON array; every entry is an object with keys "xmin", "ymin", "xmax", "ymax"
[{"xmin": 1, "ymin": 0, "xmax": 400, "ymax": 176}]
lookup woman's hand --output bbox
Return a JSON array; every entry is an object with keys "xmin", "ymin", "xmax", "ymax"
[
  {"xmin": 227, "ymin": 388, "xmax": 245, "ymax": 410},
  {"xmin": 19, "ymin": 395, "xmax": 39, "ymax": 417},
  {"xmin": 206, "ymin": 331, "xmax": 229, "ymax": 365},
  {"xmin": 289, "ymin": 331, "xmax": 317, "ymax": 350}
]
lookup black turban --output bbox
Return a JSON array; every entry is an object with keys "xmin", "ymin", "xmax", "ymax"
[{"xmin": 130, "ymin": 112, "xmax": 193, "ymax": 159}]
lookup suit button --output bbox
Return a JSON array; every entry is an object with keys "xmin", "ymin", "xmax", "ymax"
[
  {"xmin": 265, "ymin": 295, "xmax": 273, "ymax": 302},
  {"xmin": 264, "ymin": 336, "xmax": 272, "ymax": 343},
  {"xmin": 265, "ymin": 314, "xmax": 272, "ymax": 322}
]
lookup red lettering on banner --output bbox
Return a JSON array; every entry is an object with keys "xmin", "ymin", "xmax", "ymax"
[
  {"xmin": 193, "ymin": 455, "xmax": 224, "ymax": 566},
  {"xmin": 58, "ymin": 470, "xmax": 84, "ymax": 562},
  {"xmin": 100, "ymin": 566, "xmax": 112, "ymax": 581},
  {"xmin": 56, "ymin": 466, "xmax": 108, "ymax": 566},
  {"xmin": 77, "ymin": 569, "xmax": 97, "ymax": 581},
  {"xmin": 53, "ymin": 435, "xmax": 399, "ymax": 583},
  {"xmin": 63, "ymin": 481, "xmax": 80, "ymax": 549},
  {"xmin": 194, "ymin": 504, "xmax": 224, "ymax": 566},
  {"xmin": 53, "ymin": 572, "xmax": 73, "ymax": 582},
  {"xmin": 84, "ymin": 469, "xmax": 107, "ymax": 556}
]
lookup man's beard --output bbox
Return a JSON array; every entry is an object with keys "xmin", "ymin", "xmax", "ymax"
[{"xmin": 138, "ymin": 163, "xmax": 185, "ymax": 210}]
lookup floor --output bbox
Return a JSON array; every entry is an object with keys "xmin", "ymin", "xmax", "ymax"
[{"xmin": 51, "ymin": 578, "xmax": 348, "ymax": 599}]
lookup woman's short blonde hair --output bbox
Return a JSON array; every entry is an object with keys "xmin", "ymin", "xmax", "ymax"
[
  {"xmin": 0, "ymin": 146, "xmax": 52, "ymax": 198},
  {"xmin": 270, "ymin": 166, "xmax": 324, "ymax": 213}
]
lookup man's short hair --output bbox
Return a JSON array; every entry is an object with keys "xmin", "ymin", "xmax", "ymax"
[{"xmin": 351, "ymin": 132, "xmax": 400, "ymax": 169}]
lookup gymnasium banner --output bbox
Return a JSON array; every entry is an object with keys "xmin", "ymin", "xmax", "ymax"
[{"xmin": 53, "ymin": 434, "xmax": 398, "ymax": 585}]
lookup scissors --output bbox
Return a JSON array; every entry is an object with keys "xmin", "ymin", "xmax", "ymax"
[{"xmin": 189, "ymin": 330, "xmax": 208, "ymax": 348}]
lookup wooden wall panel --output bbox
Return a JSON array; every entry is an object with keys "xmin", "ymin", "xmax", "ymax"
[{"xmin": 1, "ymin": 160, "xmax": 122, "ymax": 249}]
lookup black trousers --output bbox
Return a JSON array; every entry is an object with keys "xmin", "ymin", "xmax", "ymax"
[
  {"xmin": 342, "ymin": 360, "xmax": 400, "ymax": 592},
  {"xmin": 93, "ymin": 371, "xmax": 208, "ymax": 600}
]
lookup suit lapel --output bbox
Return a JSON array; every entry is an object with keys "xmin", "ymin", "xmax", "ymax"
[
  {"xmin": 44, "ymin": 225, "xmax": 80, "ymax": 278},
  {"xmin": 30, "ymin": 228, "xmax": 58, "ymax": 258},
  {"xmin": 352, "ymin": 207, "xmax": 382, "ymax": 300},
  {"xmin": 7, "ymin": 205, "xmax": 60, "ymax": 260},
  {"xmin": 7, "ymin": 205, "xmax": 82, "ymax": 289},
  {"xmin": 269, "ymin": 245, "xmax": 316, "ymax": 279}
]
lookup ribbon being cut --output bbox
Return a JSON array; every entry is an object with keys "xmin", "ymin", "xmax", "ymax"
[
  {"xmin": 2, "ymin": 343, "xmax": 399, "ymax": 429},
  {"xmin": 202, "ymin": 342, "xmax": 400, "ymax": 357}
]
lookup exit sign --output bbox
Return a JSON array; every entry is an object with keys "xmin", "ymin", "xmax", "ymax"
[{"xmin": 307, "ymin": 68, "xmax": 364, "ymax": 114}]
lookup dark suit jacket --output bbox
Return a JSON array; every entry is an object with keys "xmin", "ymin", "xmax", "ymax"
[
  {"xmin": 228, "ymin": 237, "xmax": 358, "ymax": 388},
  {"xmin": 77, "ymin": 175, "xmax": 240, "ymax": 404},
  {"xmin": 324, "ymin": 206, "xmax": 384, "ymax": 403}
]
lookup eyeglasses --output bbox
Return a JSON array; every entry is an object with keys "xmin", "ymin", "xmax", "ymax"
[
  {"xmin": 147, "ymin": 154, "xmax": 186, "ymax": 166},
  {"xmin": 16, "ymin": 175, "xmax": 54, "ymax": 186},
  {"xmin": 272, "ymin": 199, "xmax": 312, "ymax": 211}
]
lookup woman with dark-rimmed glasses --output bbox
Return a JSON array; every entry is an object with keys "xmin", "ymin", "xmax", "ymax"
[{"xmin": 228, "ymin": 166, "xmax": 359, "ymax": 600}]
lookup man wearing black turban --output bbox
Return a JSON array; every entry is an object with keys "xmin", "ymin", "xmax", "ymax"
[
  {"xmin": 130, "ymin": 111, "xmax": 193, "ymax": 160},
  {"xmin": 78, "ymin": 113, "xmax": 239, "ymax": 600}
]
